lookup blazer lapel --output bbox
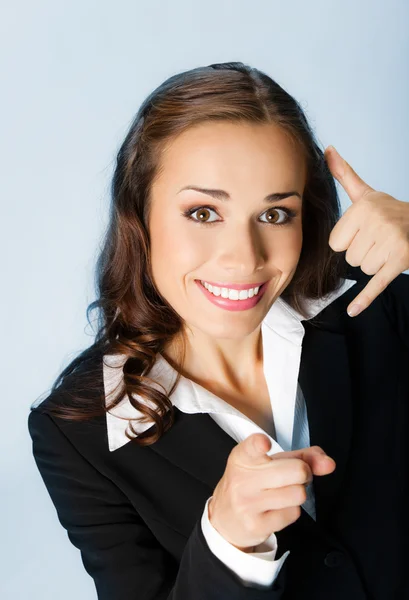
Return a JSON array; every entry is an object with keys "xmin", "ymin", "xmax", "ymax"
[
  {"xmin": 298, "ymin": 299, "xmax": 354, "ymax": 526},
  {"xmin": 148, "ymin": 407, "xmax": 238, "ymax": 492}
]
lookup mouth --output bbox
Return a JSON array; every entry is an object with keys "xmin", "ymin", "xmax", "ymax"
[{"xmin": 194, "ymin": 279, "xmax": 269, "ymax": 311}]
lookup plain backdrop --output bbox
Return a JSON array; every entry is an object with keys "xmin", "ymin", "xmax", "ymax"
[{"xmin": 2, "ymin": 1, "xmax": 408, "ymax": 598}]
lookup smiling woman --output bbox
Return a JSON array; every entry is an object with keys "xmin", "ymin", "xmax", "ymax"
[
  {"xmin": 30, "ymin": 61, "xmax": 346, "ymax": 445},
  {"xmin": 29, "ymin": 62, "xmax": 406, "ymax": 600}
]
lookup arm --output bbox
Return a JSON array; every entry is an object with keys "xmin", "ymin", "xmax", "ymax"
[
  {"xmin": 28, "ymin": 409, "xmax": 288, "ymax": 599},
  {"xmin": 201, "ymin": 497, "xmax": 290, "ymax": 587}
]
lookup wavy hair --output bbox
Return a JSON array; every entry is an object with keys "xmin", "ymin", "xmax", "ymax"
[{"xmin": 31, "ymin": 61, "xmax": 348, "ymax": 446}]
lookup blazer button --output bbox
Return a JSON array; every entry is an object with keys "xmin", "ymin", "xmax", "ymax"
[{"xmin": 324, "ymin": 550, "xmax": 345, "ymax": 568}]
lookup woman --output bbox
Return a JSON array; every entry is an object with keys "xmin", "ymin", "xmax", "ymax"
[{"xmin": 28, "ymin": 62, "xmax": 409, "ymax": 599}]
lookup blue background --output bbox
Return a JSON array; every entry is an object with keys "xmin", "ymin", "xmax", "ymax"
[{"xmin": 3, "ymin": 1, "xmax": 408, "ymax": 598}]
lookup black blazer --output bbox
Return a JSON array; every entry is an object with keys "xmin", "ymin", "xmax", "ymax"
[{"xmin": 28, "ymin": 264, "xmax": 409, "ymax": 600}]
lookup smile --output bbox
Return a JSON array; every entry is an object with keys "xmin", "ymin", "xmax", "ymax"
[{"xmin": 195, "ymin": 279, "xmax": 268, "ymax": 312}]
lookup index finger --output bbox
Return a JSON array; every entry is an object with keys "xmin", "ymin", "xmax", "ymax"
[{"xmin": 270, "ymin": 446, "xmax": 336, "ymax": 476}]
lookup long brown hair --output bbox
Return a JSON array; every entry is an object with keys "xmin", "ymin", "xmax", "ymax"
[{"xmin": 31, "ymin": 61, "xmax": 348, "ymax": 446}]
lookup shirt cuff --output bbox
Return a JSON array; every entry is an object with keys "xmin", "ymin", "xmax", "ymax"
[{"xmin": 201, "ymin": 496, "xmax": 290, "ymax": 587}]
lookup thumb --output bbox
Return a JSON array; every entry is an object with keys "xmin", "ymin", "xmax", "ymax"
[{"xmin": 232, "ymin": 433, "xmax": 273, "ymax": 467}]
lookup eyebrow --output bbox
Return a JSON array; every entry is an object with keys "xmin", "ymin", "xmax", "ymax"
[{"xmin": 177, "ymin": 186, "xmax": 301, "ymax": 203}]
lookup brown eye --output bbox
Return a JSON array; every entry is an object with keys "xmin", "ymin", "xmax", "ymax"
[
  {"xmin": 264, "ymin": 208, "xmax": 281, "ymax": 224},
  {"xmin": 259, "ymin": 207, "xmax": 294, "ymax": 226},
  {"xmin": 196, "ymin": 208, "xmax": 213, "ymax": 222},
  {"xmin": 186, "ymin": 207, "xmax": 219, "ymax": 224}
]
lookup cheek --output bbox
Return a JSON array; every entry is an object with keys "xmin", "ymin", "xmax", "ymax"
[
  {"xmin": 149, "ymin": 213, "xmax": 208, "ymax": 284},
  {"xmin": 267, "ymin": 226, "xmax": 303, "ymax": 269},
  {"xmin": 289, "ymin": 227, "xmax": 303, "ymax": 258}
]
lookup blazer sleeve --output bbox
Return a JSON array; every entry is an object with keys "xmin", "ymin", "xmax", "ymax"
[{"xmin": 28, "ymin": 409, "xmax": 288, "ymax": 600}]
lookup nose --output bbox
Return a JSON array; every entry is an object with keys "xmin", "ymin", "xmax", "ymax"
[{"xmin": 216, "ymin": 224, "xmax": 266, "ymax": 278}]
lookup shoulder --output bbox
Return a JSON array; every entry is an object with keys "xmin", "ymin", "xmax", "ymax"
[
  {"xmin": 31, "ymin": 342, "xmax": 106, "ymax": 413},
  {"xmin": 375, "ymin": 271, "xmax": 409, "ymax": 346},
  {"xmin": 28, "ymin": 343, "xmax": 110, "ymax": 457}
]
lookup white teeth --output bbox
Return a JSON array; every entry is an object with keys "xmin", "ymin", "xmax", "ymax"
[{"xmin": 200, "ymin": 280, "xmax": 260, "ymax": 300}]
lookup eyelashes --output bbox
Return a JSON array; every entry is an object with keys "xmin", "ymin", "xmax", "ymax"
[{"xmin": 181, "ymin": 205, "xmax": 298, "ymax": 227}]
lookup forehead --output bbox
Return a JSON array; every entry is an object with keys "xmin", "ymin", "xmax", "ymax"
[{"xmin": 153, "ymin": 121, "xmax": 306, "ymax": 191}]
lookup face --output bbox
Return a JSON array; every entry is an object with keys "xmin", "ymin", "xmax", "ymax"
[{"xmin": 148, "ymin": 121, "xmax": 306, "ymax": 342}]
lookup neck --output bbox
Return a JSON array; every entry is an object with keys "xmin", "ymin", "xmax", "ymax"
[{"xmin": 162, "ymin": 326, "xmax": 264, "ymax": 394}]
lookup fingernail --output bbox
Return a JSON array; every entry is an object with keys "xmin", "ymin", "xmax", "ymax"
[{"xmin": 347, "ymin": 304, "xmax": 362, "ymax": 317}]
